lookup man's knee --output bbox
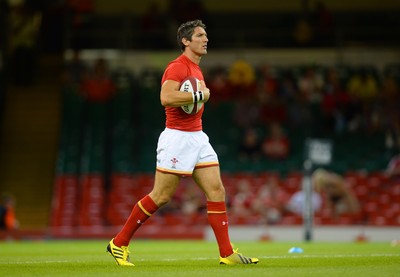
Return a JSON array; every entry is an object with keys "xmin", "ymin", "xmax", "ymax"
[
  {"xmin": 206, "ymin": 183, "xmax": 226, "ymax": 201},
  {"xmin": 149, "ymin": 190, "xmax": 172, "ymax": 207}
]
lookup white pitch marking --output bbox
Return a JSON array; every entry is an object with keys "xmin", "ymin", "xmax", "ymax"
[
  {"xmin": 258, "ymin": 253, "xmax": 399, "ymax": 259},
  {"xmin": 138, "ymin": 253, "xmax": 399, "ymax": 262},
  {"xmin": 0, "ymin": 260, "xmax": 70, "ymax": 264},
  {"xmin": 1, "ymin": 253, "xmax": 398, "ymax": 264}
]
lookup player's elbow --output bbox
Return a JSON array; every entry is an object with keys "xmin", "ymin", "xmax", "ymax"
[{"xmin": 160, "ymin": 95, "xmax": 168, "ymax": 107}]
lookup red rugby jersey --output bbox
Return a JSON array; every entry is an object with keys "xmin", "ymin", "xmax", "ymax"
[{"xmin": 161, "ymin": 54, "xmax": 205, "ymax": 131}]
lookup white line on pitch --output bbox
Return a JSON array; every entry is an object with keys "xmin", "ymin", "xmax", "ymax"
[
  {"xmin": 0, "ymin": 260, "xmax": 70, "ymax": 264},
  {"xmin": 138, "ymin": 253, "xmax": 399, "ymax": 261},
  {"xmin": 1, "ymin": 253, "xmax": 398, "ymax": 264}
]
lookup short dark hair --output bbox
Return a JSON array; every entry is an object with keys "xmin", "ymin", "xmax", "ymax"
[{"xmin": 177, "ymin": 19, "xmax": 206, "ymax": 51}]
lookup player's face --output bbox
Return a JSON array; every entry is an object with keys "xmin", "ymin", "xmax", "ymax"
[{"xmin": 188, "ymin": 27, "xmax": 208, "ymax": 56}]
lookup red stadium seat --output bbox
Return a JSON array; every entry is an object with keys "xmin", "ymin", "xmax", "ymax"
[
  {"xmin": 78, "ymin": 175, "xmax": 106, "ymax": 227},
  {"xmin": 51, "ymin": 175, "xmax": 79, "ymax": 228}
]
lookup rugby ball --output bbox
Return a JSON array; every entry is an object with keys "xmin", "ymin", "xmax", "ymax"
[{"xmin": 179, "ymin": 76, "xmax": 204, "ymax": 114}]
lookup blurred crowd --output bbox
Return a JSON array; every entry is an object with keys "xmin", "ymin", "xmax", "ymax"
[
  {"xmin": 60, "ymin": 51, "xmax": 400, "ymax": 169},
  {"xmin": 205, "ymin": 60, "xmax": 400, "ymax": 162},
  {"xmin": 150, "ymin": 168, "xmax": 371, "ymax": 226},
  {"xmin": 62, "ymin": 51, "xmax": 116, "ymax": 103}
]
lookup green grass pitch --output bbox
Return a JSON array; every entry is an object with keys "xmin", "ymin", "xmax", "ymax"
[{"xmin": 0, "ymin": 240, "xmax": 399, "ymax": 277}]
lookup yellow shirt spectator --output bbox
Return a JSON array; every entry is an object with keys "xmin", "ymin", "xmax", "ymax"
[{"xmin": 347, "ymin": 73, "xmax": 378, "ymax": 101}]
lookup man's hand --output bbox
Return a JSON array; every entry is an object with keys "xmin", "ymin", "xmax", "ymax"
[{"xmin": 199, "ymin": 80, "xmax": 210, "ymax": 102}]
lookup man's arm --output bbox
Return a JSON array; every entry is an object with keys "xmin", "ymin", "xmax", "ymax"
[
  {"xmin": 160, "ymin": 80, "xmax": 210, "ymax": 107},
  {"xmin": 332, "ymin": 174, "xmax": 360, "ymax": 214},
  {"xmin": 386, "ymin": 158, "xmax": 400, "ymax": 178}
]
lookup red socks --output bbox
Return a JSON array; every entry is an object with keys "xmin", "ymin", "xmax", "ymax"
[
  {"xmin": 114, "ymin": 195, "xmax": 159, "ymax": 247},
  {"xmin": 114, "ymin": 197, "xmax": 233, "ymax": 258},
  {"xmin": 207, "ymin": 201, "xmax": 234, "ymax": 257}
]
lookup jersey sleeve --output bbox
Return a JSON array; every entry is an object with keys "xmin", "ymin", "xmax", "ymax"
[{"xmin": 162, "ymin": 62, "xmax": 189, "ymax": 84}]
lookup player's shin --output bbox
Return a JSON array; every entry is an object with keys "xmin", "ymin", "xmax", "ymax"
[
  {"xmin": 207, "ymin": 201, "xmax": 234, "ymax": 257},
  {"xmin": 114, "ymin": 195, "xmax": 159, "ymax": 246}
]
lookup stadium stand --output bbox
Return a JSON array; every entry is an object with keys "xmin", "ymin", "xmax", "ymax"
[{"xmin": 50, "ymin": 61, "xmax": 399, "ymax": 238}]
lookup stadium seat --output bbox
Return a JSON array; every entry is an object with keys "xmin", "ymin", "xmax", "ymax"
[
  {"xmin": 280, "ymin": 214, "xmax": 302, "ymax": 225},
  {"xmin": 51, "ymin": 175, "xmax": 80, "ymax": 228},
  {"xmin": 78, "ymin": 175, "xmax": 106, "ymax": 227}
]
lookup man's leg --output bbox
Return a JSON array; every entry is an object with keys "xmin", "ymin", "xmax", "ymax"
[
  {"xmin": 193, "ymin": 167, "xmax": 233, "ymax": 256},
  {"xmin": 113, "ymin": 194, "xmax": 159, "ymax": 247},
  {"xmin": 108, "ymin": 171, "xmax": 180, "ymax": 265},
  {"xmin": 193, "ymin": 166, "xmax": 259, "ymax": 264}
]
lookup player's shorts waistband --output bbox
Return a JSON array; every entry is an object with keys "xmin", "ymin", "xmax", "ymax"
[{"xmin": 164, "ymin": 127, "xmax": 203, "ymax": 134}]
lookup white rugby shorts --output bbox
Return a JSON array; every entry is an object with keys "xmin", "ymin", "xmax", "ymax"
[{"xmin": 156, "ymin": 128, "xmax": 219, "ymax": 176}]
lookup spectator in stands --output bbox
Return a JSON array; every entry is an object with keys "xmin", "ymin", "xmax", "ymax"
[
  {"xmin": 297, "ymin": 66, "xmax": 324, "ymax": 104},
  {"xmin": 230, "ymin": 179, "xmax": 256, "ymax": 219},
  {"xmin": 286, "ymin": 186, "xmax": 323, "ymax": 216},
  {"xmin": 251, "ymin": 177, "xmax": 289, "ymax": 224},
  {"xmin": 312, "ymin": 168, "xmax": 360, "ymax": 218},
  {"xmin": 238, "ymin": 127, "xmax": 262, "ymax": 163},
  {"xmin": 181, "ymin": 183, "xmax": 205, "ymax": 216},
  {"xmin": 278, "ymin": 72, "xmax": 297, "ymax": 102},
  {"xmin": 261, "ymin": 122, "xmax": 290, "ymax": 160},
  {"xmin": 0, "ymin": 193, "xmax": 19, "ymax": 231},
  {"xmin": 233, "ymin": 96, "xmax": 262, "ymax": 128},
  {"xmin": 205, "ymin": 66, "xmax": 230, "ymax": 104},
  {"xmin": 282, "ymin": 69, "xmax": 315, "ymax": 129},
  {"xmin": 259, "ymin": 96, "xmax": 288, "ymax": 125},
  {"xmin": 320, "ymin": 67, "xmax": 351, "ymax": 133},
  {"xmin": 347, "ymin": 70, "xmax": 379, "ymax": 102},
  {"xmin": 80, "ymin": 58, "xmax": 116, "ymax": 102},
  {"xmin": 386, "ymin": 151, "xmax": 400, "ymax": 185},
  {"xmin": 381, "ymin": 73, "xmax": 400, "ymax": 153},
  {"xmin": 346, "ymin": 69, "xmax": 379, "ymax": 131},
  {"xmin": 286, "ymin": 98, "xmax": 314, "ymax": 129},
  {"xmin": 258, "ymin": 67, "xmax": 287, "ymax": 125},
  {"xmin": 258, "ymin": 64, "xmax": 279, "ymax": 103},
  {"xmin": 228, "ymin": 59, "xmax": 257, "ymax": 100}
]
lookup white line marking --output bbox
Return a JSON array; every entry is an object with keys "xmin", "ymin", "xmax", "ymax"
[
  {"xmin": 0, "ymin": 253, "xmax": 398, "ymax": 265},
  {"xmin": 133, "ymin": 253, "xmax": 400, "ymax": 262},
  {"xmin": 259, "ymin": 253, "xmax": 400, "ymax": 259},
  {"xmin": 0, "ymin": 260, "xmax": 70, "ymax": 264}
]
